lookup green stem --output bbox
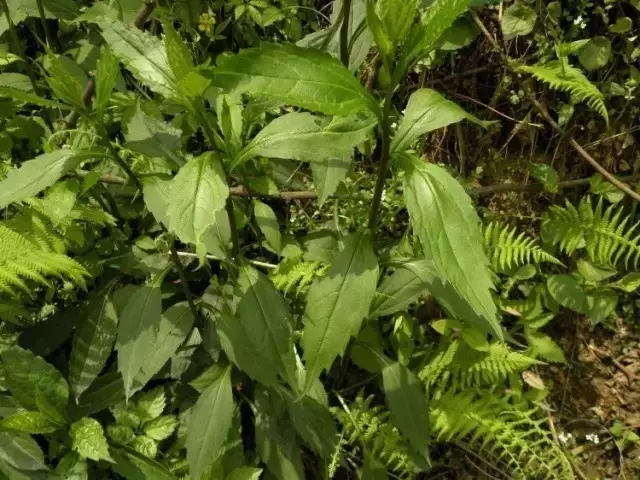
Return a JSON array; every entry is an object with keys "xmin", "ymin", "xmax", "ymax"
[
  {"xmin": 339, "ymin": 0, "xmax": 351, "ymax": 67},
  {"xmin": 34, "ymin": 0, "xmax": 58, "ymax": 52},
  {"xmin": 368, "ymin": 91, "xmax": 393, "ymax": 231}
]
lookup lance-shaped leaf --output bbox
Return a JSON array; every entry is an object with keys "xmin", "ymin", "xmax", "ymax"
[
  {"xmin": 0, "ymin": 150, "xmax": 80, "ymax": 208},
  {"xmin": 96, "ymin": 16, "xmax": 177, "ymax": 99},
  {"xmin": 125, "ymin": 104, "xmax": 183, "ymax": 164},
  {"xmin": 382, "ymin": 362, "xmax": 430, "ymax": 462},
  {"xmin": 116, "ymin": 282, "xmax": 163, "ymax": 399},
  {"xmin": 186, "ymin": 366, "xmax": 233, "ymax": 480},
  {"xmin": 302, "ymin": 231, "xmax": 378, "ymax": 391},
  {"xmin": 402, "ymin": 155, "xmax": 501, "ymax": 338},
  {"xmin": 210, "ymin": 43, "xmax": 380, "ymax": 118},
  {"xmin": 311, "ymin": 155, "xmax": 352, "ymax": 205},
  {"xmin": 391, "ymin": 89, "xmax": 488, "ymax": 154},
  {"xmin": 69, "ymin": 286, "xmax": 119, "ymax": 399},
  {"xmin": 95, "ymin": 47, "xmax": 120, "ymax": 116},
  {"xmin": 287, "ymin": 395, "xmax": 338, "ymax": 458},
  {"xmin": 142, "ymin": 176, "xmax": 172, "ymax": 227},
  {"xmin": 254, "ymin": 200, "xmax": 281, "ymax": 254},
  {"xmin": 233, "ymin": 265, "xmax": 297, "ymax": 387},
  {"xmin": 0, "ymin": 432, "xmax": 46, "ymax": 471},
  {"xmin": 233, "ymin": 113, "xmax": 374, "ymax": 169},
  {"xmin": 167, "ymin": 152, "xmax": 229, "ymax": 250}
]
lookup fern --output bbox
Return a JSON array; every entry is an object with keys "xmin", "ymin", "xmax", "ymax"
[
  {"xmin": 517, "ymin": 60, "xmax": 608, "ymax": 124},
  {"xmin": 419, "ymin": 341, "xmax": 540, "ymax": 389},
  {"xmin": 484, "ymin": 222, "xmax": 563, "ymax": 272},
  {"xmin": 270, "ymin": 258, "xmax": 328, "ymax": 296},
  {"xmin": 542, "ymin": 196, "xmax": 640, "ymax": 268},
  {"xmin": 0, "ymin": 223, "xmax": 88, "ymax": 298},
  {"xmin": 430, "ymin": 388, "xmax": 574, "ymax": 479},
  {"xmin": 332, "ymin": 393, "xmax": 420, "ymax": 478}
]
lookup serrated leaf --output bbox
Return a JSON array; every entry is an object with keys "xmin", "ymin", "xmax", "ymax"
[
  {"xmin": 233, "ymin": 113, "xmax": 374, "ymax": 169},
  {"xmin": 143, "ymin": 415, "xmax": 178, "ymax": 441},
  {"xmin": 501, "ymin": 4, "xmax": 537, "ymax": 40},
  {"xmin": 392, "ymin": 89, "xmax": 488, "ymax": 154},
  {"xmin": 135, "ymin": 387, "xmax": 165, "ymax": 422},
  {"xmin": 302, "ymin": 231, "xmax": 378, "ymax": 391},
  {"xmin": 52, "ymin": 452, "xmax": 87, "ymax": 480},
  {"xmin": 167, "ymin": 152, "xmax": 229, "ymax": 251},
  {"xmin": 311, "ymin": 155, "xmax": 351, "ymax": 205},
  {"xmin": 382, "ymin": 362, "xmax": 430, "ymax": 461},
  {"xmin": 94, "ymin": 47, "xmax": 119, "ymax": 116},
  {"xmin": 286, "ymin": 395, "xmax": 338, "ymax": 458},
  {"xmin": 0, "ymin": 411, "xmax": 59, "ymax": 434},
  {"xmin": 96, "ymin": 16, "xmax": 177, "ymax": 98},
  {"xmin": 546, "ymin": 275, "xmax": 589, "ymax": 314},
  {"xmin": 162, "ymin": 21, "xmax": 194, "ymax": 81},
  {"xmin": 187, "ymin": 366, "xmax": 233, "ymax": 480},
  {"xmin": 0, "ymin": 86, "xmax": 70, "ymax": 108},
  {"xmin": 125, "ymin": 104, "xmax": 182, "ymax": 163},
  {"xmin": 370, "ymin": 259, "xmax": 438, "ymax": 318},
  {"xmin": 0, "ymin": 432, "xmax": 46, "ymax": 471},
  {"xmin": 44, "ymin": 54, "xmax": 85, "ymax": 109},
  {"xmin": 254, "ymin": 387, "xmax": 304, "ymax": 480},
  {"xmin": 0, "ymin": 150, "xmax": 80, "ymax": 208},
  {"xmin": 254, "ymin": 200, "xmax": 281, "ymax": 254},
  {"xmin": 131, "ymin": 302, "xmax": 194, "ymax": 392},
  {"xmin": 131, "ymin": 436, "xmax": 157, "ymax": 458},
  {"xmin": 526, "ymin": 331, "xmax": 566, "ymax": 363},
  {"xmin": 210, "ymin": 43, "xmax": 380, "ymax": 118},
  {"xmin": 402, "ymin": 155, "xmax": 501, "ymax": 338},
  {"xmin": 69, "ymin": 288, "xmax": 119, "ymax": 399},
  {"xmin": 234, "ymin": 265, "xmax": 297, "ymax": 387},
  {"xmin": 116, "ymin": 284, "xmax": 163, "ymax": 399},
  {"xmin": 529, "ymin": 162, "xmax": 559, "ymax": 193},
  {"xmin": 70, "ymin": 418, "xmax": 112, "ymax": 462}
]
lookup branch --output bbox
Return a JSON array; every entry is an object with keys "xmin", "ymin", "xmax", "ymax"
[
  {"xmin": 470, "ymin": 10, "xmax": 640, "ymax": 203},
  {"xmin": 62, "ymin": 2, "xmax": 156, "ymax": 129}
]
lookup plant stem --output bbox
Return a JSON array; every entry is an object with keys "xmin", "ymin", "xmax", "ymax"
[
  {"xmin": 339, "ymin": 0, "xmax": 351, "ymax": 67},
  {"xmin": 34, "ymin": 0, "xmax": 58, "ymax": 52},
  {"xmin": 368, "ymin": 91, "xmax": 394, "ymax": 231}
]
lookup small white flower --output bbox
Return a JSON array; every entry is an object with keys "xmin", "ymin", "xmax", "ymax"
[
  {"xmin": 585, "ymin": 433, "xmax": 600, "ymax": 445},
  {"xmin": 573, "ymin": 15, "xmax": 587, "ymax": 29},
  {"xmin": 558, "ymin": 432, "xmax": 573, "ymax": 444},
  {"xmin": 390, "ymin": 122, "xmax": 398, "ymax": 130},
  {"xmin": 381, "ymin": 189, "xmax": 387, "ymax": 201}
]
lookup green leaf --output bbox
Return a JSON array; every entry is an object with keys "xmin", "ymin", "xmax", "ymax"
[
  {"xmin": 391, "ymin": 89, "xmax": 487, "ymax": 154},
  {"xmin": 382, "ymin": 362, "xmax": 430, "ymax": 461},
  {"xmin": 69, "ymin": 288, "xmax": 119, "ymax": 399},
  {"xmin": 116, "ymin": 283, "xmax": 163, "ymax": 399},
  {"xmin": 402, "ymin": 155, "xmax": 501, "ymax": 338},
  {"xmin": 186, "ymin": 366, "xmax": 233, "ymax": 480},
  {"xmin": 1, "ymin": 346, "xmax": 68, "ymax": 414},
  {"xmin": 52, "ymin": 452, "xmax": 87, "ymax": 480},
  {"xmin": 125, "ymin": 104, "xmax": 182, "ymax": 163},
  {"xmin": 576, "ymin": 259, "xmax": 618, "ymax": 283},
  {"xmin": 143, "ymin": 415, "xmax": 178, "ymax": 441},
  {"xmin": 167, "ymin": 152, "xmax": 229, "ymax": 252},
  {"xmin": 131, "ymin": 436, "xmax": 157, "ymax": 458},
  {"xmin": 438, "ymin": 18, "xmax": 479, "ymax": 51},
  {"xmin": 362, "ymin": 454, "xmax": 389, "ymax": 480},
  {"xmin": 162, "ymin": 21, "xmax": 194, "ymax": 81},
  {"xmin": 234, "ymin": 265, "xmax": 297, "ymax": 387},
  {"xmin": 609, "ymin": 17, "xmax": 633, "ymax": 34},
  {"xmin": 302, "ymin": 231, "xmax": 379, "ymax": 391},
  {"xmin": 286, "ymin": 395, "xmax": 338, "ymax": 458},
  {"xmin": 0, "ymin": 86, "xmax": 70, "ymax": 109},
  {"xmin": 578, "ymin": 37, "xmax": 612, "ymax": 71},
  {"xmin": 142, "ymin": 176, "xmax": 172, "ymax": 227},
  {"xmin": 111, "ymin": 446, "xmax": 175, "ymax": 480},
  {"xmin": 135, "ymin": 387, "xmax": 166, "ymax": 422},
  {"xmin": 529, "ymin": 163, "xmax": 559, "ymax": 193},
  {"xmin": 96, "ymin": 16, "xmax": 177, "ymax": 99},
  {"xmin": 254, "ymin": 200, "xmax": 281, "ymax": 254},
  {"xmin": 589, "ymin": 173, "xmax": 624, "ymax": 203},
  {"xmin": 546, "ymin": 275, "xmax": 589, "ymax": 314},
  {"xmin": 70, "ymin": 417, "xmax": 112, "ymax": 462},
  {"xmin": 73, "ymin": 371, "xmax": 125, "ymax": 418},
  {"xmin": 210, "ymin": 43, "xmax": 380, "ymax": 118},
  {"xmin": 94, "ymin": 47, "xmax": 119, "ymax": 116},
  {"xmin": 0, "ymin": 150, "xmax": 81, "ymax": 208},
  {"xmin": 254, "ymin": 387, "xmax": 304, "ymax": 480},
  {"xmin": 44, "ymin": 54, "xmax": 86, "ymax": 109},
  {"xmin": 234, "ymin": 113, "xmax": 374, "ymax": 169},
  {"xmin": 587, "ymin": 289, "xmax": 618, "ymax": 325},
  {"xmin": 0, "ymin": 411, "xmax": 59, "ymax": 434},
  {"xmin": 131, "ymin": 302, "xmax": 194, "ymax": 392},
  {"xmin": 526, "ymin": 330, "xmax": 566, "ymax": 363},
  {"xmin": 375, "ymin": 0, "xmax": 418, "ymax": 48},
  {"xmin": 501, "ymin": 4, "xmax": 537, "ymax": 40},
  {"xmin": 610, "ymin": 272, "xmax": 640, "ymax": 293},
  {"xmin": 366, "ymin": 0, "xmax": 394, "ymax": 58},
  {"xmin": 405, "ymin": 0, "xmax": 471, "ymax": 63},
  {"xmin": 0, "ymin": 432, "xmax": 46, "ymax": 471},
  {"xmin": 311, "ymin": 156, "xmax": 351, "ymax": 205},
  {"xmin": 225, "ymin": 467, "xmax": 263, "ymax": 480},
  {"xmin": 370, "ymin": 259, "xmax": 437, "ymax": 318}
]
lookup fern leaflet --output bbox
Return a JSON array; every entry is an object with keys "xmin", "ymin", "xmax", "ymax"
[{"xmin": 270, "ymin": 258, "xmax": 328, "ymax": 296}]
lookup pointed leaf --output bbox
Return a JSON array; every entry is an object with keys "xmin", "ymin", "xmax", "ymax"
[
  {"xmin": 302, "ymin": 231, "xmax": 379, "ymax": 390},
  {"xmin": 234, "ymin": 113, "xmax": 374, "ymax": 169},
  {"xmin": 69, "ymin": 288, "xmax": 119, "ymax": 399},
  {"xmin": 392, "ymin": 89, "xmax": 488, "ymax": 154},
  {"xmin": 0, "ymin": 432, "xmax": 46, "ymax": 471},
  {"xmin": 125, "ymin": 104, "xmax": 182, "ymax": 163},
  {"xmin": 546, "ymin": 275, "xmax": 589, "ymax": 314},
  {"xmin": 187, "ymin": 366, "xmax": 233, "ymax": 480},
  {"xmin": 116, "ymin": 284, "xmax": 163, "ymax": 399},
  {"xmin": 254, "ymin": 200, "xmax": 281, "ymax": 254},
  {"xmin": 210, "ymin": 43, "xmax": 380, "ymax": 118},
  {"xmin": 0, "ymin": 150, "xmax": 80, "ymax": 208},
  {"xmin": 402, "ymin": 156, "xmax": 501, "ymax": 338},
  {"xmin": 287, "ymin": 395, "xmax": 338, "ymax": 458},
  {"xmin": 311, "ymin": 156, "xmax": 351, "ymax": 204},
  {"xmin": 95, "ymin": 47, "xmax": 120, "ymax": 116},
  {"xmin": 375, "ymin": 0, "xmax": 418, "ymax": 47},
  {"xmin": 111, "ymin": 446, "xmax": 175, "ymax": 480},
  {"xmin": 167, "ymin": 152, "xmax": 229, "ymax": 250},
  {"xmin": 142, "ymin": 176, "xmax": 172, "ymax": 227},
  {"xmin": 70, "ymin": 417, "xmax": 112, "ymax": 462},
  {"xmin": 0, "ymin": 411, "xmax": 59, "ymax": 434}
]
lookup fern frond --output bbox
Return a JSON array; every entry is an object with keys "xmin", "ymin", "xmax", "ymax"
[
  {"xmin": 484, "ymin": 222, "xmax": 563, "ymax": 272},
  {"xmin": 542, "ymin": 196, "xmax": 640, "ymax": 268},
  {"xmin": 517, "ymin": 60, "xmax": 608, "ymax": 123},
  {"xmin": 419, "ymin": 341, "xmax": 540, "ymax": 389},
  {"xmin": 270, "ymin": 259, "xmax": 328, "ymax": 296},
  {"xmin": 430, "ymin": 388, "xmax": 574, "ymax": 479},
  {"xmin": 0, "ymin": 224, "xmax": 89, "ymax": 296},
  {"xmin": 332, "ymin": 393, "xmax": 420, "ymax": 477}
]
